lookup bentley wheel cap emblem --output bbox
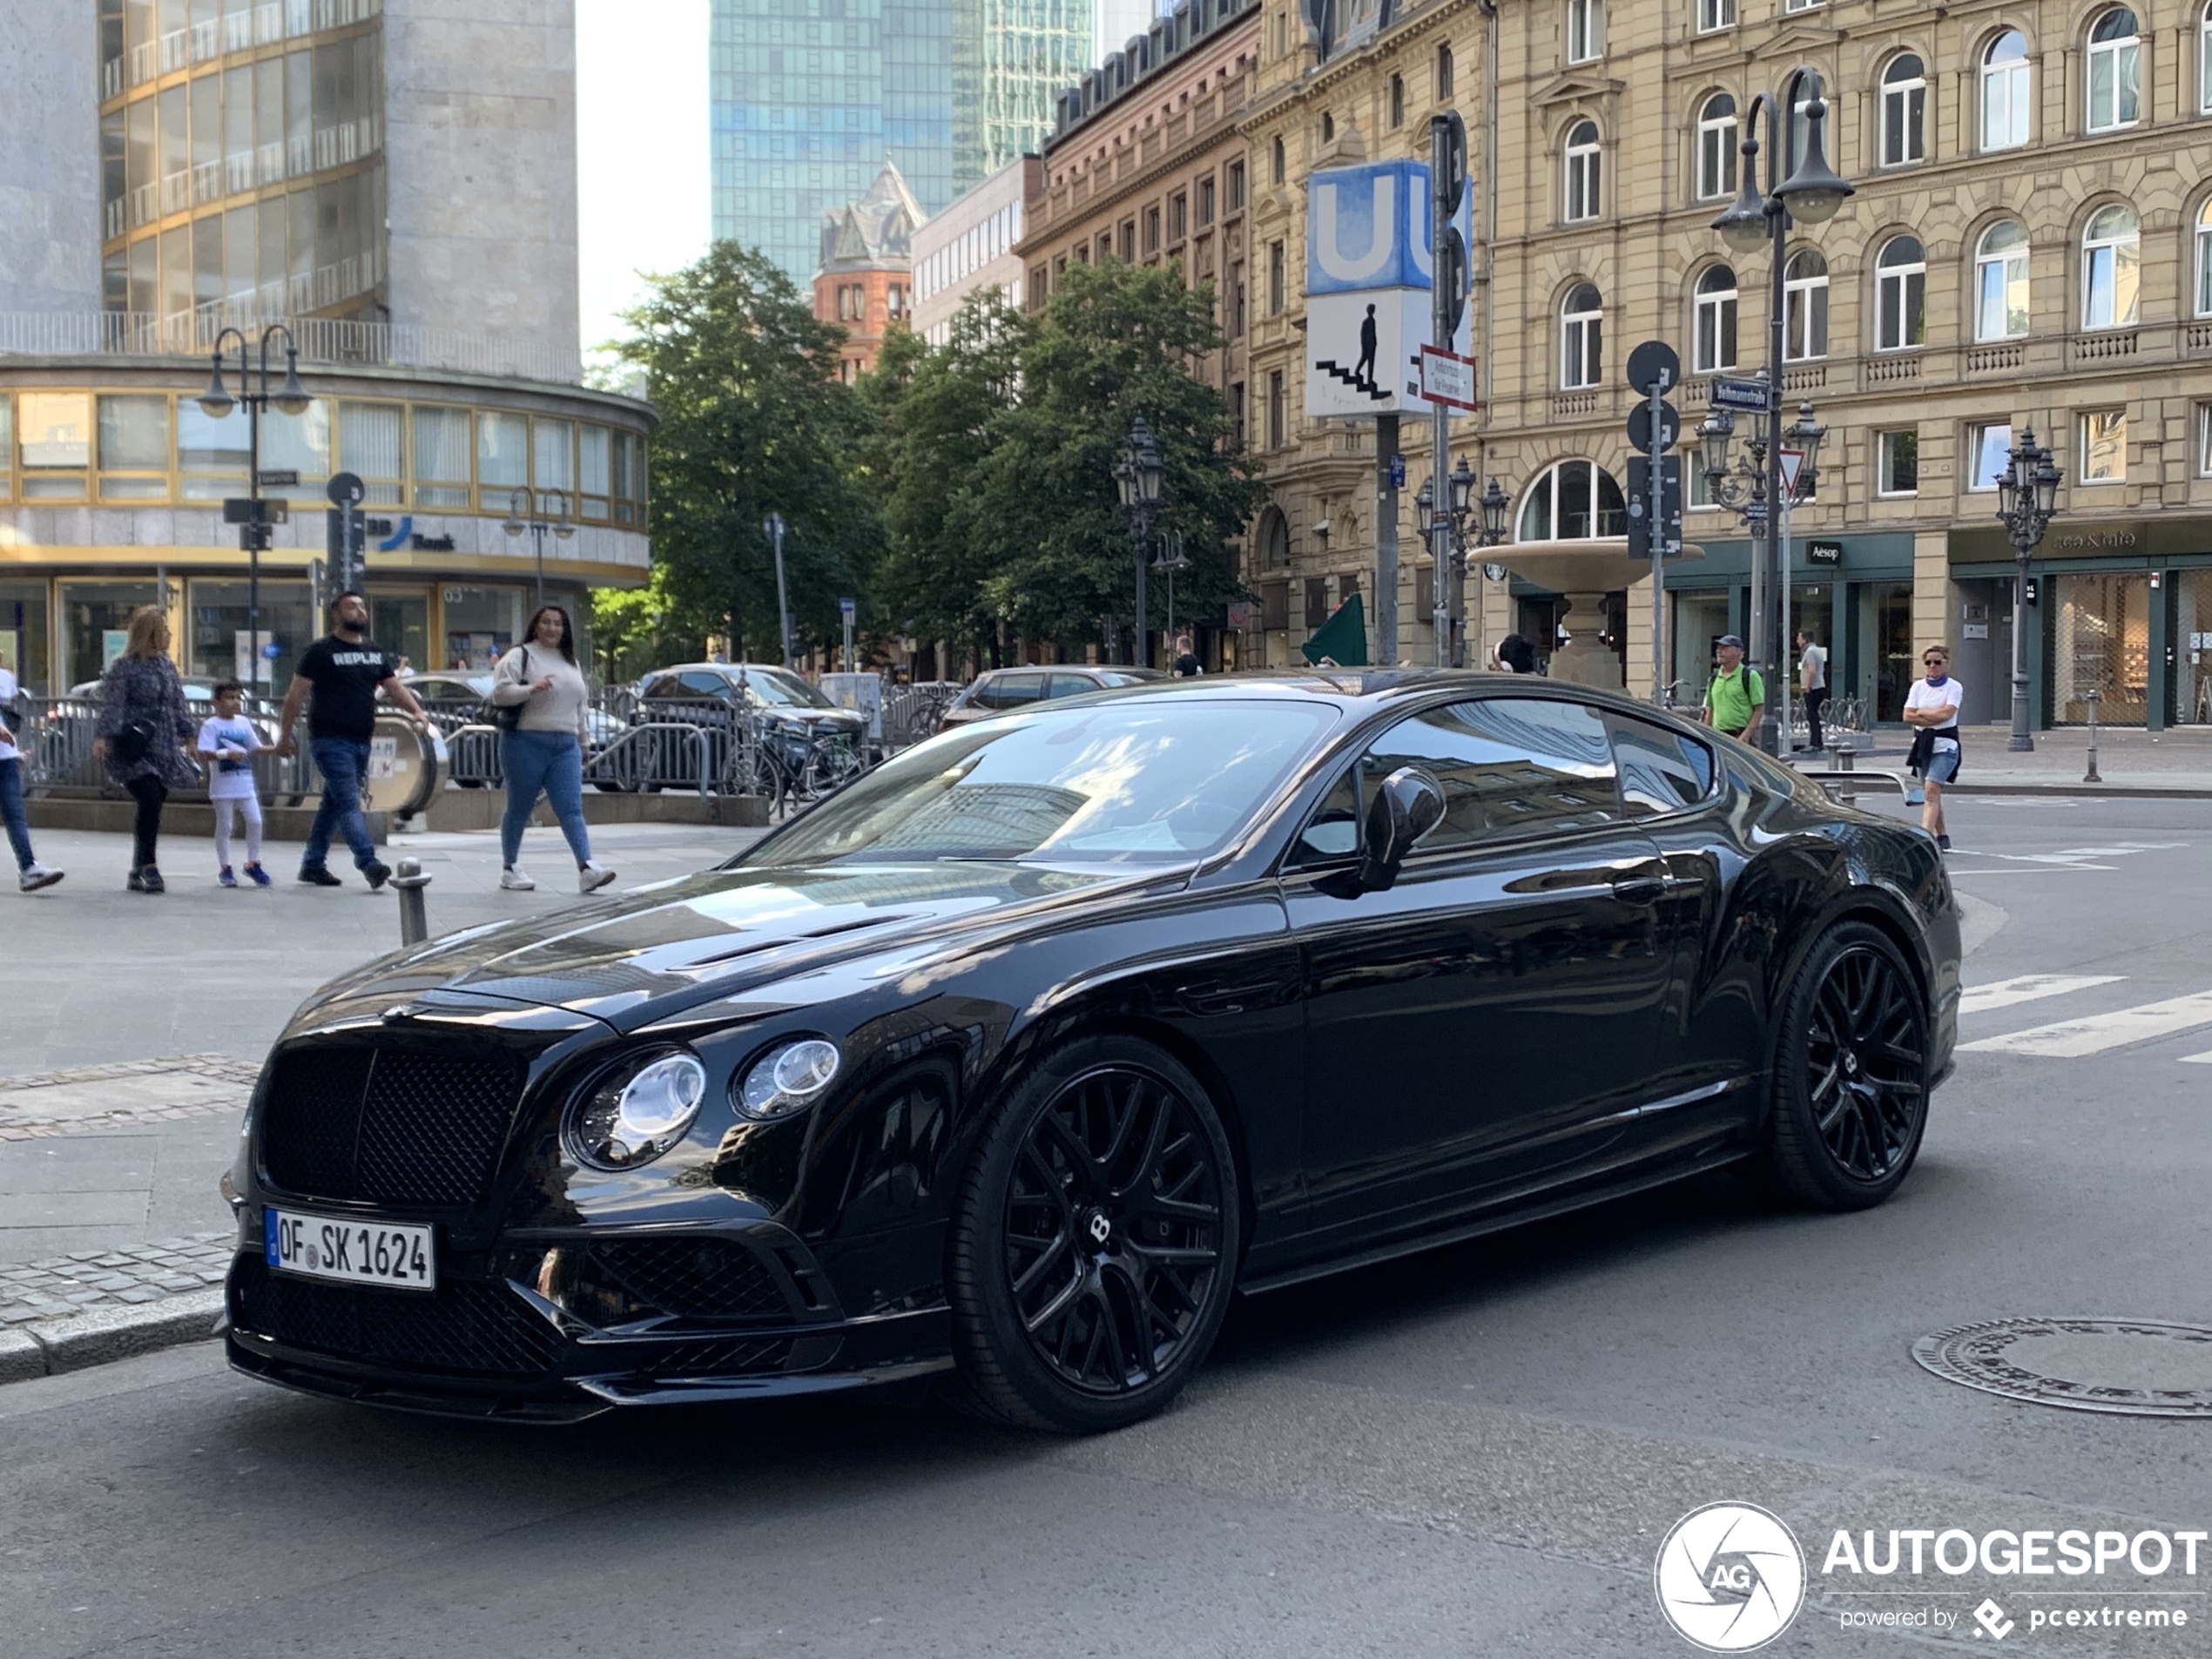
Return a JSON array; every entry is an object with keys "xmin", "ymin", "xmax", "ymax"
[{"xmin": 1088, "ymin": 1213, "xmax": 1112, "ymax": 1246}]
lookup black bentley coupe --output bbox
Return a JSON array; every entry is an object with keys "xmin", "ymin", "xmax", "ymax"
[{"xmin": 223, "ymin": 672, "xmax": 1959, "ymax": 1431}]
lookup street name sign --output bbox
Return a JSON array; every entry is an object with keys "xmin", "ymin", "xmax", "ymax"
[
  {"xmin": 1710, "ymin": 376, "xmax": 1770, "ymax": 413},
  {"xmin": 1416, "ymin": 346, "xmax": 1478, "ymax": 411}
]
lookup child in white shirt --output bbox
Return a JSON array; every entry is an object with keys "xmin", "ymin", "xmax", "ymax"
[{"xmin": 196, "ymin": 679, "xmax": 273, "ymax": 887}]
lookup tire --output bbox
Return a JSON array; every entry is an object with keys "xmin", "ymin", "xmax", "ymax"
[
  {"xmin": 944, "ymin": 1035, "xmax": 1242, "ymax": 1433},
  {"xmin": 1762, "ymin": 921, "xmax": 1931, "ymax": 1211}
]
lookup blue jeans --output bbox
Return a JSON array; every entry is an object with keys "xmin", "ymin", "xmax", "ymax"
[
  {"xmin": 500, "ymin": 730, "xmax": 591, "ymax": 868},
  {"xmin": 304, "ymin": 737, "xmax": 378, "ymax": 872},
  {"xmin": 0, "ymin": 757, "xmax": 34, "ymax": 872}
]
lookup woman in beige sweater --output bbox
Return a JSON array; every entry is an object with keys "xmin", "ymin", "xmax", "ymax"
[{"xmin": 489, "ymin": 605, "xmax": 615, "ymax": 894}]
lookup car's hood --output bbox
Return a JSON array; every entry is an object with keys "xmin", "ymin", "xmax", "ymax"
[{"xmin": 304, "ymin": 860, "xmax": 1152, "ymax": 1032}]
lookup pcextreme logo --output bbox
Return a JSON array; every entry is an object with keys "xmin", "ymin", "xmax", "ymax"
[{"xmin": 1655, "ymin": 1503, "xmax": 1808, "ymax": 1652}]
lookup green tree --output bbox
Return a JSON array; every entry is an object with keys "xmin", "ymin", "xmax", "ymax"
[{"xmin": 612, "ymin": 242, "xmax": 880, "ymax": 660}]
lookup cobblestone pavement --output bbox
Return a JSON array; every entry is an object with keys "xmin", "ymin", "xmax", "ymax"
[
  {"xmin": 0, "ymin": 1055, "xmax": 260, "ymax": 1143},
  {"xmin": 0, "ymin": 1231, "xmax": 232, "ymax": 1325}
]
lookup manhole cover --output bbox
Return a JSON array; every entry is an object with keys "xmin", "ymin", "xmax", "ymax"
[{"xmin": 1913, "ymin": 1318, "xmax": 2212, "ymax": 1418}]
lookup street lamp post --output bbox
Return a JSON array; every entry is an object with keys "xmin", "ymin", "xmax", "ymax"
[
  {"xmin": 1997, "ymin": 428, "xmax": 2062, "ymax": 752},
  {"xmin": 1707, "ymin": 70, "xmax": 1852, "ymax": 755},
  {"xmin": 500, "ymin": 487, "xmax": 576, "ymax": 610},
  {"xmin": 1112, "ymin": 416, "xmax": 1164, "ymax": 667},
  {"xmin": 1698, "ymin": 395, "xmax": 1824, "ymax": 749},
  {"xmin": 1150, "ymin": 529, "xmax": 1190, "ymax": 640},
  {"xmin": 762, "ymin": 511, "xmax": 793, "ymax": 665},
  {"xmin": 199, "ymin": 325, "xmax": 309, "ymax": 691},
  {"xmin": 1420, "ymin": 457, "xmax": 1483, "ymax": 666}
]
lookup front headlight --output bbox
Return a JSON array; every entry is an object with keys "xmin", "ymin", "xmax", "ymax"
[
  {"xmin": 736, "ymin": 1038, "xmax": 841, "ymax": 1121},
  {"xmin": 566, "ymin": 1051, "xmax": 706, "ymax": 1170}
]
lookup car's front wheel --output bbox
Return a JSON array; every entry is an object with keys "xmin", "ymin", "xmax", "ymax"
[
  {"xmin": 1763, "ymin": 920, "xmax": 1931, "ymax": 1211},
  {"xmin": 946, "ymin": 1035, "xmax": 1240, "ymax": 1433}
]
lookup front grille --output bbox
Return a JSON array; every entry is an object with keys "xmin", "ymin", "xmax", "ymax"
[
  {"xmin": 232, "ymin": 1257, "xmax": 562, "ymax": 1377},
  {"xmin": 260, "ymin": 1045, "xmax": 521, "ymax": 1208},
  {"xmin": 632, "ymin": 1337, "xmax": 794, "ymax": 1379},
  {"xmin": 586, "ymin": 1238, "xmax": 792, "ymax": 1322}
]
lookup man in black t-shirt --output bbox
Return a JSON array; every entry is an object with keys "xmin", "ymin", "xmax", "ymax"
[{"xmin": 273, "ymin": 591, "xmax": 428, "ymax": 888}]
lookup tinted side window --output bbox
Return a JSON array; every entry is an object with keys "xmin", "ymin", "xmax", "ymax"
[
  {"xmin": 1608, "ymin": 714, "xmax": 1716, "ymax": 815},
  {"xmin": 1291, "ymin": 765, "xmax": 1361, "ymax": 863},
  {"xmin": 1046, "ymin": 672, "xmax": 1101, "ymax": 699},
  {"xmin": 678, "ymin": 671, "xmax": 730, "ymax": 698},
  {"xmin": 995, "ymin": 672, "xmax": 1049, "ymax": 707},
  {"xmin": 1365, "ymin": 697, "xmax": 1621, "ymax": 849}
]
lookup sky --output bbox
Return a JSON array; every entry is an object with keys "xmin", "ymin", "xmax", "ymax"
[{"xmin": 576, "ymin": 0, "xmax": 711, "ymax": 374}]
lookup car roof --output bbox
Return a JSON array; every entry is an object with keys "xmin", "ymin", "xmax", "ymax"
[
  {"xmin": 978, "ymin": 664, "xmax": 1163, "ymax": 679},
  {"xmin": 644, "ymin": 663, "xmax": 801, "ymax": 681}
]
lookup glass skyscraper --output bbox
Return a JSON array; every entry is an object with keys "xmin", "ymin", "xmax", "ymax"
[{"xmin": 712, "ymin": 0, "xmax": 1089, "ymax": 285}]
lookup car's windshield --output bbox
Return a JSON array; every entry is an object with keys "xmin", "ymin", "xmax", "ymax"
[
  {"xmin": 737, "ymin": 667, "xmax": 833, "ymax": 708},
  {"xmin": 746, "ymin": 699, "xmax": 1335, "ymax": 867}
]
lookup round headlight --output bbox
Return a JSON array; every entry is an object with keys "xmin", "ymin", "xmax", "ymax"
[
  {"xmin": 737, "ymin": 1038, "xmax": 841, "ymax": 1121},
  {"xmin": 567, "ymin": 1051, "xmax": 706, "ymax": 1170}
]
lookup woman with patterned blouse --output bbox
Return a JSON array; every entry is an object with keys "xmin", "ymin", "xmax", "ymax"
[{"xmin": 92, "ymin": 607, "xmax": 199, "ymax": 894}]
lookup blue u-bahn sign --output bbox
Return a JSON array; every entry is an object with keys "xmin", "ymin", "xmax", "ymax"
[{"xmin": 1306, "ymin": 160, "xmax": 1472, "ymax": 296}]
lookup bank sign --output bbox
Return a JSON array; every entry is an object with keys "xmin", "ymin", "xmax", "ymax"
[{"xmin": 1305, "ymin": 160, "xmax": 1473, "ymax": 419}]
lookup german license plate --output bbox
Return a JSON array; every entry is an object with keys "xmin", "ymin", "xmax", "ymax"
[{"xmin": 265, "ymin": 1207, "xmax": 435, "ymax": 1292}]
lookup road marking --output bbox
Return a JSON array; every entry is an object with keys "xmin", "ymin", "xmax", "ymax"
[
  {"xmin": 1958, "ymin": 974, "xmax": 2125, "ymax": 1016},
  {"xmin": 1959, "ymin": 990, "xmax": 2212, "ymax": 1057},
  {"xmin": 2182, "ymin": 1050, "xmax": 2212, "ymax": 1065},
  {"xmin": 1944, "ymin": 866, "xmax": 2109, "ymax": 875},
  {"xmin": 1973, "ymin": 843, "xmax": 2186, "ymax": 867}
]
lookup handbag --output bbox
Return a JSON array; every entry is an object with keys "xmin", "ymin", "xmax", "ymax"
[
  {"xmin": 491, "ymin": 645, "xmax": 530, "ymax": 732},
  {"xmin": 114, "ymin": 717, "xmax": 156, "ymax": 765}
]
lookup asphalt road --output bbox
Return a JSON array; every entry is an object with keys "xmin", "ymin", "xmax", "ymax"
[{"xmin": 4, "ymin": 794, "xmax": 2209, "ymax": 1658}]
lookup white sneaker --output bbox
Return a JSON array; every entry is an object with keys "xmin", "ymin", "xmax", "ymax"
[
  {"xmin": 499, "ymin": 866, "xmax": 536, "ymax": 891},
  {"xmin": 17, "ymin": 864, "xmax": 63, "ymax": 893},
  {"xmin": 578, "ymin": 863, "xmax": 617, "ymax": 894}
]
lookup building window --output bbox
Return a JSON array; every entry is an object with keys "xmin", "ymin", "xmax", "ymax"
[
  {"xmin": 1271, "ymin": 135, "xmax": 1285, "ymax": 185},
  {"xmin": 1878, "ymin": 430, "xmax": 1919, "ymax": 496},
  {"xmin": 1320, "ymin": 111, "xmax": 1335, "ymax": 144},
  {"xmin": 2195, "ymin": 404, "xmax": 2212, "ymax": 475},
  {"xmin": 1693, "ymin": 265, "xmax": 1737, "ymax": 372},
  {"xmin": 1566, "ymin": 0, "xmax": 1600, "ymax": 64},
  {"xmin": 1880, "ymin": 53, "xmax": 1925, "ymax": 166},
  {"xmin": 1784, "ymin": 0, "xmax": 1822, "ymax": 11},
  {"xmin": 1975, "ymin": 220, "xmax": 2032, "ymax": 340},
  {"xmin": 1966, "ymin": 422, "xmax": 2013, "ymax": 491},
  {"xmin": 2080, "ymin": 410, "xmax": 2127, "ymax": 482},
  {"xmin": 1197, "ymin": 175, "xmax": 1215, "ymax": 225},
  {"xmin": 1169, "ymin": 193, "xmax": 1186, "ymax": 242},
  {"xmin": 1696, "ymin": 93, "xmax": 1737, "ymax": 201},
  {"xmin": 887, "ymin": 283, "xmax": 904, "ymax": 316},
  {"xmin": 2202, "ymin": 1, "xmax": 2212, "ymax": 113},
  {"xmin": 1231, "ymin": 381, "xmax": 1245, "ymax": 451},
  {"xmin": 1266, "ymin": 370, "xmax": 1285, "ymax": 448},
  {"xmin": 1698, "ymin": 0, "xmax": 1735, "ymax": 30},
  {"xmin": 1231, "ymin": 260, "xmax": 1245, "ymax": 334},
  {"xmin": 1389, "ymin": 74, "xmax": 1405, "ymax": 129},
  {"xmin": 1980, "ymin": 30, "xmax": 2031, "ymax": 151},
  {"xmin": 1784, "ymin": 249, "xmax": 1828, "ymax": 361},
  {"xmin": 1875, "ymin": 235, "xmax": 1926, "ymax": 352},
  {"xmin": 1560, "ymin": 282, "xmax": 1604, "ymax": 388},
  {"xmin": 1143, "ymin": 206, "xmax": 1161, "ymax": 253},
  {"xmin": 2081, "ymin": 203, "xmax": 2141, "ymax": 328},
  {"xmin": 95, "ymin": 394, "xmax": 167, "ymax": 502},
  {"xmin": 1119, "ymin": 220, "xmax": 1136, "ymax": 260},
  {"xmin": 2087, "ymin": 10, "xmax": 2141, "ymax": 133},
  {"xmin": 1228, "ymin": 160, "xmax": 1245, "ymax": 208},
  {"xmin": 1562, "ymin": 119, "xmax": 1600, "ymax": 221},
  {"xmin": 1437, "ymin": 44, "xmax": 1454, "ymax": 98},
  {"xmin": 1516, "ymin": 460, "xmax": 1628, "ymax": 541},
  {"xmin": 1030, "ymin": 265, "xmax": 1049, "ymax": 310}
]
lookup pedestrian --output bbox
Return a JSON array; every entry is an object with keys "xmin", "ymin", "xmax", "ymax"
[
  {"xmin": 91, "ymin": 606, "xmax": 197, "ymax": 894},
  {"xmin": 1492, "ymin": 634, "xmax": 1537, "ymax": 674},
  {"xmin": 1171, "ymin": 631, "xmax": 1203, "ymax": 678},
  {"xmin": 273, "ymin": 590, "xmax": 429, "ymax": 889},
  {"xmin": 1903, "ymin": 644, "xmax": 1962, "ymax": 853},
  {"xmin": 0, "ymin": 653, "xmax": 64, "ymax": 892},
  {"xmin": 196, "ymin": 678, "xmax": 273, "ymax": 888},
  {"xmin": 1698, "ymin": 633, "xmax": 1764, "ymax": 740},
  {"xmin": 489, "ymin": 604, "xmax": 615, "ymax": 894},
  {"xmin": 1797, "ymin": 629, "xmax": 1830, "ymax": 754}
]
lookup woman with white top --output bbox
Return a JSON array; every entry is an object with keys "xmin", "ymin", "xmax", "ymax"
[
  {"xmin": 489, "ymin": 605, "xmax": 615, "ymax": 894},
  {"xmin": 1902, "ymin": 644, "xmax": 1963, "ymax": 852}
]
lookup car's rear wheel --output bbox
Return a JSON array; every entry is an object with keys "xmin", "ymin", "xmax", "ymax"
[
  {"xmin": 1763, "ymin": 921, "xmax": 1930, "ymax": 1211},
  {"xmin": 946, "ymin": 1035, "xmax": 1240, "ymax": 1433}
]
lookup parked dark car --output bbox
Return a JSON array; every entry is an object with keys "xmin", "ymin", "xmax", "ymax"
[
  {"xmin": 634, "ymin": 662, "xmax": 867, "ymax": 765},
  {"xmin": 223, "ymin": 671, "xmax": 1959, "ymax": 1431},
  {"xmin": 939, "ymin": 664, "xmax": 1166, "ymax": 728}
]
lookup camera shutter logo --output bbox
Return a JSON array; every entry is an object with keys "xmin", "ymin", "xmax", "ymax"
[{"xmin": 1654, "ymin": 1502, "xmax": 1806, "ymax": 1651}]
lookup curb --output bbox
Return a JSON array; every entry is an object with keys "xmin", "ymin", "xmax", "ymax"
[
  {"xmin": 1941, "ymin": 781, "xmax": 2212, "ymax": 799},
  {"xmin": 0, "ymin": 1287, "xmax": 225, "ymax": 1383}
]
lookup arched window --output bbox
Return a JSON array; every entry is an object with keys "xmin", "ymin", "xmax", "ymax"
[
  {"xmin": 1560, "ymin": 282, "xmax": 1603, "ymax": 388},
  {"xmin": 2087, "ymin": 10, "xmax": 2141, "ymax": 132},
  {"xmin": 2195, "ymin": 200, "xmax": 2212, "ymax": 315},
  {"xmin": 1562, "ymin": 119, "xmax": 1601, "ymax": 221},
  {"xmin": 1517, "ymin": 461, "xmax": 1628, "ymax": 541},
  {"xmin": 1784, "ymin": 249, "xmax": 1828, "ymax": 361},
  {"xmin": 1696, "ymin": 94, "xmax": 1737, "ymax": 200},
  {"xmin": 1694, "ymin": 265, "xmax": 1737, "ymax": 372},
  {"xmin": 1880, "ymin": 53, "xmax": 1926, "ymax": 166},
  {"xmin": 2081, "ymin": 203, "xmax": 2141, "ymax": 328},
  {"xmin": 1975, "ymin": 220, "xmax": 2031, "ymax": 340},
  {"xmin": 1567, "ymin": 0, "xmax": 1601, "ymax": 63},
  {"xmin": 1259, "ymin": 508, "xmax": 1291, "ymax": 570},
  {"xmin": 1980, "ymin": 30, "xmax": 2031, "ymax": 150},
  {"xmin": 1875, "ymin": 235, "xmax": 1926, "ymax": 351}
]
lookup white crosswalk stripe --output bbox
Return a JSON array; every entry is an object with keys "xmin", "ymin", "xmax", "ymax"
[
  {"xmin": 1959, "ymin": 990, "xmax": 2212, "ymax": 1058},
  {"xmin": 1958, "ymin": 974, "xmax": 2125, "ymax": 1016},
  {"xmin": 2181, "ymin": 1051, "xmax": 2212, "ymax": 1065}
]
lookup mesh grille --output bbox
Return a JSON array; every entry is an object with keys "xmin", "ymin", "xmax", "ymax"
[
  {"xmin": 260, "ymin": 1048, "xmax": 371, "ymax": 1201},
  {"xmin": 258, "ymin": 1044, "xmax": 520, "ymax": 1208},
  {"xmin": 634, "ymin": 1337, "xmax": 794, "ymax": 1379},
  {"xmin": 232, "ymin": 1257, "xmax": 562, "ymax": 1377},
  {"xmin": 587, "ymin": 1238, "xmax": 792, "ymax": 1322}
]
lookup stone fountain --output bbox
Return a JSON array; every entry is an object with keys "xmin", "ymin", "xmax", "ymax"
[{"xmin": 1490, "ymin": 537, "xmax": 1704, "ymax": 690}]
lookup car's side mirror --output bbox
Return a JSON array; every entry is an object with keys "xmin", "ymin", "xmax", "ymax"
[{"xmin": 1357, "ymin": 765, "xmax": 1446, "ymax": 891}]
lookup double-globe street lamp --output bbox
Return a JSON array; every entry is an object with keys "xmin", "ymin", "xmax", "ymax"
[
  {"xmin": 1415, "ymin": 458, "xmax": 1509, "ymax": 666},
  {"xmin": 199, "ymin": 324, "xmax": 310, "ymax": 691},
  {"xmin": 502, "ymin": 487, "xmax": 575, "ymax": 610},
  {"xmin": 1697, "ymin": 395, "xmax": 1825, "ymax": 745},
  {"xmin": 1112, "ymin": 416, "xmax": 1165, "ymax": 668},
  {"xmin": 1706, "ymin": 69, "xmax": 1852, "ymax": 755},
  {"xmin": 1996, "ymin": 428, "xmax": 2062, "ymax": 751}
]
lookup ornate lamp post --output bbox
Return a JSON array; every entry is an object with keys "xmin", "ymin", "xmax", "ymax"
[
  {"xmin": 1420, "ymin": 457, "xmax": 1482, "ymax": 665},
  {"xmin": 1150, "ymin": 529, "xmax": 1191, "ymax": 639},
  {"xmin": 199, "ymin": 325, "xmax": 309, "ymax": 691},
  {"xmin": 1112, "ymin": 416, "xmax": 1164, "ymax": 667},
  {"xmin": 1996, "ymin": 428, "xmax": 2061, "ymax": 751},
  {"xmin": 501, "ymin": 486, "xmax": 576, "ymax": 610}
]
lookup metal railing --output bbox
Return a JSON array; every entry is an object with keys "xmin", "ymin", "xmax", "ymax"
[{"xmin": 445, "ymin": 720, "xmax": 721, "ymax": 798}]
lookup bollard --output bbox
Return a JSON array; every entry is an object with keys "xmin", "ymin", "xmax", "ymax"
[
  {"xmin": 1833, "ymin": 739, "xmax": 1858, "ymax": 806},
  {"xmin": 391, "ymin": 856, "xmax": 433, "ymax": 947},
  {"xmin": 2084, "ymin": 687, "xmax": 2102, "ymax": 784}
]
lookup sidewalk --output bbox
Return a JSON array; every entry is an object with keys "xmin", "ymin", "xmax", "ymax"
[{"xmin": 1794, "ymin": 722, "xmax": 2212, "ymax": 795}]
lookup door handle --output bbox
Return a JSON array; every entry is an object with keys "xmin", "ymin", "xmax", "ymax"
[{"xmin": 1610, "ymin": 874, "xmax": 1667, "ymax": 906}]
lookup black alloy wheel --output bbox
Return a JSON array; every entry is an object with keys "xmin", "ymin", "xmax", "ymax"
[
  {"xmin": 1764, "ymin": 920, "xmax": 1930, "ymax": 1211},
  {"xmin": 947, "ymin": 1035, "xmax": 1240, "ymax": 1433}
]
